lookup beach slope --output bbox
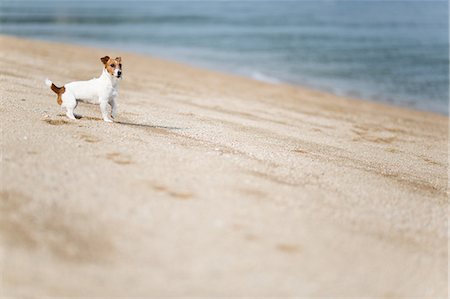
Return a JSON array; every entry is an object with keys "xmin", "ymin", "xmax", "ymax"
[{"xmin": 0, "ymin": 35, "xmax": 448, "ymax": 297}]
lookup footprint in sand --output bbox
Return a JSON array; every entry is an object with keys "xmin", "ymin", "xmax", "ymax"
[
  {"xmin": 150, "ymin": 182, "xmax": 193, "ymax": 200},
  {"xmin": 352, "ymin": 125, "xmax": 397, "ymax": 144},
  {"xmin": 276, "ymin": 243, "xmax": 301, "ymax": 254},
  {"xmin": 105, "ymin": 152, "xmax": 133, "ymax": 165},
  {"xmin": 79, "ymin": 134, "xmax": 101, "ymax": 143},
  {"xmin": 43, "ymin": 118, "xmax": 70, "ymax": 126}
]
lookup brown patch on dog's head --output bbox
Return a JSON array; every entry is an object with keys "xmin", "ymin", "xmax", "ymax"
[{"xmin": 101, "ymin": 55, "xmax": 122, "ymax": 78}]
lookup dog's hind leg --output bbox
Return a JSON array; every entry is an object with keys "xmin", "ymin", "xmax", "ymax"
[
  {"xmin": 66, "ymin": 105, "xmax": 77, "ymax": 120},
  {"xmin": 62, "ymin": 92, "xmax": 77, "ymax": 120}
]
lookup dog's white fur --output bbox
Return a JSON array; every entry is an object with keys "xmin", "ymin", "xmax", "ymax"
[{"xmin": 45, "ymin": 58, "xmax": 121, "ymax": 122}]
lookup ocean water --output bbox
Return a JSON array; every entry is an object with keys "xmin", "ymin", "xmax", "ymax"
[{"xmin": 1, "ymin": 0, "xmax": 448, "ymax": 114}]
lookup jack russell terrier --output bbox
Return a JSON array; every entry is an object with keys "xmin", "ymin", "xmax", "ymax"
[{"xmin": 45, "ymin": 56, "xmax": 122, "ymax": 122}]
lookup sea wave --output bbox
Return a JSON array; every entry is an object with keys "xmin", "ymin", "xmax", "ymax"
[
  {"xmin": 250, "ymin": 72, "xmax": 281, "ymax": 84},
  {"xmin": 1, "ymin": 0, "xmax": 447, "ymax": 114}
]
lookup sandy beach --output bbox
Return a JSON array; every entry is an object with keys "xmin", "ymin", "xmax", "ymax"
[{"xmin": 0, "ymin": 35, "xmax": 448, "ymax": 297}]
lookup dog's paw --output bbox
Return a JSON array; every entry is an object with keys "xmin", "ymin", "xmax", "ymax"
[
  {"xmin": 66, "ymin": 113, "xmax": 76, "ymax": 120},
  {"xmin": 103, "ymin": 118, "xmax": 113, "ymax": 123}
]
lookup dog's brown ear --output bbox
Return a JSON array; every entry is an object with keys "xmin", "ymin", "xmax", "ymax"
[
  {"xmin": 115, "ymin": 56, "xmax": 122, "ymax": 63},
  {"xmin": 100, "ymin": 56, "xmax": 110, "ymax": 65}
]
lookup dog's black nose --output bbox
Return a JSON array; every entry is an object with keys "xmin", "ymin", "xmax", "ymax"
[{"xmin": 118, "ymin": 70, "xmax": 122, "ymax": 76}]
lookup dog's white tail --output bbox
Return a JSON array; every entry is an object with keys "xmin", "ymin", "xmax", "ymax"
[
  {"xmin": 44, "ymin": 78, "xmax": 64, "ymax": 94},
  {"xmin": 44, "ymin": 78, "xmax": 65, "ymax": 105}
]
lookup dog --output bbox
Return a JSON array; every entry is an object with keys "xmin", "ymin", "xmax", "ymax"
[{"xmin": 45, "ymin": 56, "xmax": 122, "ymax": 122}]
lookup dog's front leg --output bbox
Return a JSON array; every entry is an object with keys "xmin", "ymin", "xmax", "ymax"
[
  {"xmin": 109, "ymin": 97, "xmax": 117, "ymax": 119},
  {"xmin": 100, "ymin": 98, "xmax": 113, "ymax": 122}
]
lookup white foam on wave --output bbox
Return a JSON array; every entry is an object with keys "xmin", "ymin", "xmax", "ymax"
[{"xmin": 250, "ymin": 71, "xmax": 281, "ymax": 84}]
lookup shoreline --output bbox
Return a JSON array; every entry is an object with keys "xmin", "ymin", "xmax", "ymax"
[
  {"xmin": 7, "ymin": 34, "xmax": 448, "ymax": 117},
  {"xmin": 1, "ymin": 35, "xmax": 448, "ymax": 297}
]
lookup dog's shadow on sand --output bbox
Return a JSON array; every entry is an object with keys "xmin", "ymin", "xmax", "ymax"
[
  {"xmin": 90, "ymin": 116, "xmax": 184, "ymax": 131},
  {"xmin": 60, "ymin": 114, "xmax": 186, "ymax": 131},
  {"xmin": 116, "ymin": 120, "xmax": 184, "ymax": 131}
]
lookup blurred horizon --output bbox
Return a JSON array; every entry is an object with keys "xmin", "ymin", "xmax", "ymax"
[{"xmin": 1, "ymin": 0, "xmax": 448, "ymax": 114}]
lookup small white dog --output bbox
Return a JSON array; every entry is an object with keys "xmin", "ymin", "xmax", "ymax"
[{"xmin": 45, "ymin": 56, "xmax": 122, "ymax": 122}]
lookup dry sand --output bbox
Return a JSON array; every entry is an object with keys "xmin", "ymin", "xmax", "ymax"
[{"xmin": 0, "ymin": 35, "xmax": 448, "ymax": 298}]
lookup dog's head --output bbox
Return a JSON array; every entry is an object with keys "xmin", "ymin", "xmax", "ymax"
[{"xmin": 101, "ymin": 56, "xmax": 122, "ymax": 79}]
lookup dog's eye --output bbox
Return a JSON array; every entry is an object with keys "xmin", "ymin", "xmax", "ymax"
[
  {"xmin": 110, "ymin": 64, "xmax": 115, "ymax": 68},
  {"xmin": 119, "ymin": 64, "xmax": 122, "ymax": 68}
]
